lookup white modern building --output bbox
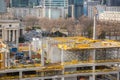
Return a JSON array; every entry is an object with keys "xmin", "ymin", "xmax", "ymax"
[
  {"xmin": 42, "ymin": 0, "xmax": 68, "ymax": 19},
  {"xmin": 99, "ymin": 11, "xmax": 120, "ymax": 21},
  {"xmin": 97, "ymin": 6, "xmax": 120, "ymax": 21}
]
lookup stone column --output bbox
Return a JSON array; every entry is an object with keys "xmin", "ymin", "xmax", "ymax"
[
  {"xmin": 2, "ymin": 28, "xmax": 4, "ymax": 41},
  {"xmin": 19, "ymin": 71, "xmax": 22, "ymax": 79},
  {"xmin": 12, "ymin": 30, "xmax": 15, "ymax": 42},
  {"xmin": 16, "ymin": 29, "xmax": 19, "ymax": 48},
  {"xmin": 117, "ymin": 72, "xmax": 119, "ymax": 80},
  {"xmin": 4, "ymin": 30, "xmax": 8, "ymax": 41},
  {"xmin": 9, "ymin": 30, "xmax": 11, "ymax": 41}
]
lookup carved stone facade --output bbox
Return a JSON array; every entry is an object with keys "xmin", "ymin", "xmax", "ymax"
[{"xmin": 0, "ymin": 20, "xmax": 23, "ymax": 47}]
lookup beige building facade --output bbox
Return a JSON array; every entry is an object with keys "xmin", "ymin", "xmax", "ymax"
[
  {"xmin": 7, "ymin": 7, "xmax": 43, "ymax": 19},
  {"xmin": 99, "ymin": 11, "xmax": 120, "ymax": 21},
  {"xmin": 0, "ymin": 20, "xmax": 22, "ymax": 46}
]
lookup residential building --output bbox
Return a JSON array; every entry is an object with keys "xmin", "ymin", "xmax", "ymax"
[{"xmin": 68, "ymin": 0, "xmax": 84, "ymax": 18}]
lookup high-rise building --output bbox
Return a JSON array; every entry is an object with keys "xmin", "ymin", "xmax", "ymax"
[
  {"xmin": 0, "ymin": 0, "xmax": 7, "ymax": 13},
  {"xmin": 86, "ymin": 1, "xmax": 100, "ymax": 18},
  {"xmin": 68, "ymin": 0, "xmax": 84, "ymax": 18},
  {"xmin": 106, "ymin": 0, "xmax": 120, "ymax": 6},
  {"xmin": 43, "ymin": 0, "xmax": 68, "ymax": 8},
  {"xmin": 5, "ymin": 0, "xmax": 10, "ymax": 7},
  {"xmin": 28, "ymin": 0, "xmax": 41, "ymax": 7},
  {"xmin": 11, "ymin": 0, "xmax": 29, "ymax": 7},
  {"xmin": 43, "ymin": 0, "xmax": 68, "ymax": 19}
]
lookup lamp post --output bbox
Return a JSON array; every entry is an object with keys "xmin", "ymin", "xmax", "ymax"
[
  {"xmin": 92, "ymin": 6, "xmax": 98, "ymax": 80},
  {"xmin": 93, "ymin": 7, "xmax": 98, "ymax": 40}
]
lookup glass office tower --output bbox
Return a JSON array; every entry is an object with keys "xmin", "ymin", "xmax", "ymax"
[
  {"xmin": 68, "ymin": 0, "xmax": 84, "ymax": 18},
  {"xmin": 43, "ymin": 0, "xmax": 68, "ymax": 8},
  {"xmin": 11, "ymin": 0, "xmax": 29, "ymax": 7},
  {"xmin": 29, "ymin": 0, "xmax": 41, "ymax": 7},
  {"xmin": 0, "ymin": 0, "xmax": 7, "ymax": 13},
  {"xmin": 106, "ymin": 0, "xmax": 120, "ymax": 6},
  {"xmin": 43, "ymin": 0, "xmax": 68, "ymax": 19}
]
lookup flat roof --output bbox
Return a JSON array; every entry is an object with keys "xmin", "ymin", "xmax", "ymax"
[{"xmin": 51, "ymin": 37, "xmax": 120, "ymax": 50}]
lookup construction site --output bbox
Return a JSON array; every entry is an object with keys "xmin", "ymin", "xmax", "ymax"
[{"xmin": 0, "ymin": 36, "xmax": 120, "ymax": 80}]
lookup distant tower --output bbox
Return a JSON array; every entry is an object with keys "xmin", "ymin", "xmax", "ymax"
[{"xmin": 0, "ymin": 0, "xmax": 7, "ymax": 14}]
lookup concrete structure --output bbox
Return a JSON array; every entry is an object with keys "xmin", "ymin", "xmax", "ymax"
[
  {"xmin": 99, "ymin": 11, "xmax": 120, "ymax": 21},
  {"xmin": 0, "ymin": 20, "xmax": 22, "ymax": 47},
  {"xmin": 8, "ymin": 0, "xmax": 69, "ymax": 19},
  {"xmin": 96, "ymin": 6, "xmax": 120, "ymax": 21},
  {"xmin": 86, "ymin": 3, "xmax": 120, "ymax": 19},
  {"xmin": 0, "ymin": 37, "xmax": 120, "ymax": 80},
  {"xmin": 7, "ymin": 7, "xmax": 43, "ymax": 19}
]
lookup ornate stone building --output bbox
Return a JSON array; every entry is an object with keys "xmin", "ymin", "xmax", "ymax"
[{"xmin": 0, "ymin": 20, "xmax": 23, "ymax": 47}]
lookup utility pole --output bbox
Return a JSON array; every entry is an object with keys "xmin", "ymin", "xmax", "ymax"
[
  {"xmin": 92, "ymin": 6, "xmax": 98, "ymax": 80},
  {"xmin": 93, "ymin": 7, "xmax": 98, "ymax": 40}
]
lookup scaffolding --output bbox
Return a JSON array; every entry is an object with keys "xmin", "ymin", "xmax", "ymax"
[{"xmin": 0, "ymin": 37, "xmax": 120, "ymax": 80}]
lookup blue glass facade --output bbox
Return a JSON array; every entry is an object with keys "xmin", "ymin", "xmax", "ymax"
[
  {"xmin": 68, "ymin": 0, "xmax": 84, "ymax": 18},
  {"xmin": 44, "ymin": 0, "xmax": 68, "ymax": 8},
  {"xmin": 106, "ymin": 0, "xmax": 120, "ymax": 6},
  {"xmin": 0, "ymin": 0, "xmax": 7, "ymax": 13},
  {"xmin": 29, "ymin": 0, "xmax": 41, "ymax": 7},
  {"xmin": 83, "ymin": 1, "xmax": 88, "ymax": 16},
  {"xmin": 11, "ymin": 0, "xmax": 29, "ymax": 7}
]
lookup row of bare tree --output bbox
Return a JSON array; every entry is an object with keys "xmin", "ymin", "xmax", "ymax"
[{"xmin": 23, "ymin": 16, "xmax": 120, "ymax": 40}]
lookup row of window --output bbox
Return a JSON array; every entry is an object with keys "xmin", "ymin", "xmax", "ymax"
[{"xmin": 0, "ymin": 25, "xmax": 12, "ymax": 27}]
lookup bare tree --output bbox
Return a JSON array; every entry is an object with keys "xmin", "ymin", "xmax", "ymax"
[{"xmin": 24, "ymin": 16, "xmax": 39, "ymax": 28}]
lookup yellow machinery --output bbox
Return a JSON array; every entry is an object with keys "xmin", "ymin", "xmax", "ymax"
[{"xmin": 0, "ymin": 53, "xmax": 5, "ymax": 69}]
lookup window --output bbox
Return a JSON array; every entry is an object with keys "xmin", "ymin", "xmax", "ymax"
[{"xmin": 9, "ymin": 25, "xmax": 12, "ymax": 27}]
